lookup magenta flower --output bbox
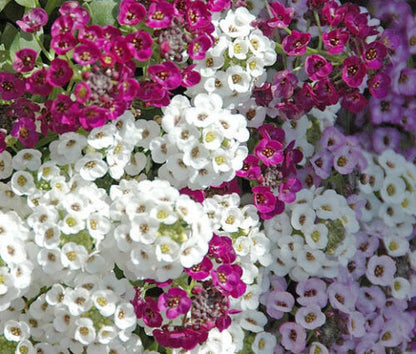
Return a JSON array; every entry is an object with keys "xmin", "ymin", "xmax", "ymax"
[
  {"xmin": 341, "ymin": 89, "xmax": 368, "ymax": 113},
  {"xmin": 211, "ymin": 264, "xmax": 246, "ymax": 298},
  {"xmin": 78, "ymin": 25, "xmax": 103, "ymax": 44},
  {"xmin": 322, "ymin": 1, "xmax": 346, "ymax": 27},
  {"xmin": 268, "ymin": 2, "xmax": 294, "ymax": 29},
  {"xmin": 136, "ymin": 81, "xmax": 170, "ymax": 107},
  {"xmin": 368, "ymin": 72, "xmax": 391, "ymax": 99},
  {"xmin": 208, "ymin": 234, "xmax": 236, "ymax": 264},
  {"xmin": 26, "ymin": 68, "xmax": 52, "ymax": 97},
  {"xmin": 153, "ymin": 326, "xmax": 208, "ymax": 350},
  {"xmin": 305, "ymin": 55, "xmax": 332, "ymax": 81},
  {"xmin": 312, "ymin": 78, "xmax": 339, "ymax": 109},
  {"xmin": 185, "ymin": 256, "xmax": 212, "ymax": 280},
  {"xmin": 126, "ymin": 30, "xmax": 153, "ymax": 62},
  {"xmin": 254, "ymin": 138, "xmax": 284, "ymax": 166},
  {"xmin": 16, "ymin": 8, "xmax": 48, "ymax": 33},
  {"xmin": 344, "ymin": 12, "xmax": 371, "ymax": 38},
  {"xmin": 50, "ymin": 33, "xmax": 78, "ymax": 55},
  {"xmin": 181, "ymin": 64, "xmax": 201, "ymax": 87},
  {"xmin": 11, "ymin": 118, "xmax": 38, "ymax": 147},
  {"xmin": 252, "ymin": 185, "xmax": 276, "ymax": 214},
  {"xmin": 58, "ymin": 2, "xmax": 90, "ymax": 29},
  {"xmin": 363, "ymin": 41, "xmax": 387, "ymax": 70},
  {"xmin": 158, "ymin": 287, "xmax": 192, "ymax": 319},
  {"xmin": 185, "ymin": 1, "xmax": 212, "ymax": 31},
  {"xmin": 145, "ymin": 1, "xmax": 174, "ymax": 28},
  {"xmin": 282, "ymin": 30, "xmax": 311, "ymax": 56},
  {"xmin": 10, "ymin": 98, "xmax": 40, "ymax": 120},
  {"xmin": 73, "ymin": 43, "xmax": 101, "ymax": 66},
  {"xmin": 0, "ymin": 72, "xmax": 25, "ymax": 100},
  {"xmin": 148, "ymin": 61, "xmax": 182, "ymax": 90},
  {"xmin": 118, "ymin": 0, "xmax": 146, "ymax": 25},
  {"xmin": 236, "ymin": 155, "xmax": 262, "ymax": 180},
  {"xmin": 51, "ymin": 15, "xmax": 75, "ymax": 37},
  {"xmin": 342, "ymin": 56, "xmax": 366, "ymax": 88},
  {"xmin": 142, "ymin": 297, "xmax": 163, "ymax": 327},
  {"xmin": 188, "ymin": 34, "xmax": 213, "ymax": 60},
  {"xmin": 74, "ymin": 82, "xmax": 91, "ymax": 104},
  {"xmin": 322, "ymin": 29, "xmax": 349, "ymax": 55},
  {"xmin": 118, "ymin": 78, "xmax": 140, "ymax": 101},
  {"xmin": 272, "ymin": 69, "xmax": 298, "ymax": 99},
  {"xmin": 13, "ymin": 49, "xmax": 38, "ymax": 73},
  {"xmin": 278, "ymin": 177, "xmax": 302, "ymax": 203},
  {"xmin": 78, "ymin": 105, "xmax": 109, "ymax": 130},
  {"xmin": 0, "ymin": 133, "xmax": 5, "ymax": 153},
  {"xmin": 46, "ymin": 58, "xmax": 73, "ymax": 87},
  {"xmin": 108, "ymin": 37, "xmax": 133, "ymax": 64},
  {"xmin": 258, "ymin": 124, "xmax": 285, "ymax": 142},
  {"xmin": 279, "ymin": 322, "xmax": 306, "ymax": 353}
]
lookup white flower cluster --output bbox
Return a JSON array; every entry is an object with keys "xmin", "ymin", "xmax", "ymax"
[
  {"xmin": 110, "ymin": 179, "xmax": 213, "ymax": 282},
  {"xmin": 152, "ymin": 93, "xmax": 249, "ymax": 189},
  {"xmin": 187, "ymin": 7, "xmax": 277, "ymax": 109},
  {"xmin": 1, "ymin": 274, "xmax": 144, "ymax": 353},
  {"xmin": 265, "ymin": 188, "xmax": 359, "ymax": 281}
]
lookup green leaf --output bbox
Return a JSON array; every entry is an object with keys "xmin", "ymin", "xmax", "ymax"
[
  {"xmin": 0, "ymin": 0, "xmax": 11, "ymax": 12},
  {"xmin": 14, "ymin": 0, "xmax": 36, "ymax": 8},
  {"xmin": 10, "ymin": 30, "xmax": 42, "ymax": 59},
  {"xmin": 1, "ymin": 23, "xmax": 19, "ymax": 50},
  {"xmin": 86, "ymin": 0, "xmax": 121, "ymax": 26}
]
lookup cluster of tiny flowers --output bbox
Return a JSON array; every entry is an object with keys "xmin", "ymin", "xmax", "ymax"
[
  {"xmin": 264, "ymin": 187, "xmax": 359, "ymax": 280},
  {"xmin": 109, "ymin": 178, "xmax": 213, "ymax": 282},
  {"xmin": 237, "ymin": 123, "xmax": 303, "ymax": 219},
  {"xmin": 151, "ymin": 93, "xmax": 249, "ymax": 190},
  {"xmin": 0, "ymin": 274, "xmax": 145, "ymax": 353},
  {"xmin": 187, "ymin": 7, "xmax": 277, "ymax": 109}
]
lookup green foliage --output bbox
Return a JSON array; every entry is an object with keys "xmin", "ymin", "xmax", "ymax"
[
  {"xmin": 84, "ymin": 0, "xmax": 121, "ymax": 27},
  {"xmin": 14, "ymin": 0, "xmax": 36, "ymax": 8},
  {"xmin": 0, "ymin": 0, "xmax": 11, "ymax": 12}
]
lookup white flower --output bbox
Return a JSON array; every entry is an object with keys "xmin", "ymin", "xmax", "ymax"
[
  {"xmin": 135, "ymin": 120, "xmax": 160, "ymax": 148},
  {"xmin": 252, "ymin": 332, "xmax": 277, "ymax": 354},
  {"xmin": 92, "ymin": 289, "xmax": 118, "ymax": 317},
  {"xmin": 10, "ymin": 170, "xmax": 36, "ymax": 196},
  {"xmin": 74, "ymin": 318, "xmax": 96, "ymax": 345},
  {"xmin": 53, "ymin": 307, "xmax": 73, "ymax": 332},
  {"xmin": 97, "ymin": 325, "xmax": 118, "ymax": 345},
  {"xmin": 10, "ymin": 261, "xmax": 32, "ymax": 289},
  {"xmin": 226, "ymin": 65, "xmax": 251, "ymax": 93},
  {"xmin": 125, "ymin": 152, "xmax": 147, "ymax": 176},
  {"xmin": 60, "ymin": 242, "xmax": 89, "ymax": 270},
  {"xmin": 12, "ymin": 149, "xmax": 42, "ymax": 171},
  {"xmin": 291, "ymin": 204, "xmax": 316, "ymax": 231},
  {"xmin": 219, "ymin": 7, "xmax": 255, "ymax": 38},
  {"xmin": 114, "ymin": 303, "xmax": 136, "ymax": 330},
  {"xmin": 16, "ymin": 339, "xmax": 35, "ymax": 354},
  {"xmin": 296, "ymin": 247, "xmax": 325, "ymax": 275},
  {"xmin": 75, "ymin": 153, "xmax": 108, "ymax": 181},
  {"xmin": 380, "ymin": 175, "xmax": 406, "ymax": 204},
  {"xmin": 155, "ymin": 236, "xmax": 180, "ymax": 263},
  {"xmin": 377, "ymin": 149, "xmax": 406, "ymax": 176},
  {"xmin": 37, "ymin": 248, "xmax": 64, "ymax": 274},
  {"xmin": 384, "ymin": 236, "xmax": 409, "ymax": 257},
  {"xmin": 64, "ymin": 287, "xmax": 92, "ymax": 316},
  {"xmin": 0, "ymin": 151, "xmax": 13, "ymax": 180},
  {"xmin": 238, "ymin": 310, "xmax": 268, "ymax": 333},
  {"xmin": 56, "ymin": 132, "xmax": 88, "ymax": 163},
  {"xmin": 229, "ymin": 38, "xmax": 249, "ymax": 60},
  {"xmin": 130, "ymin": 215, "xmax": 159, "ymax": 244},
  {"xmin": 4, "ymin": 320, "xmax": 30, "ymax": 342},
  {"xmin": 60, "ymin": 213, "xmax": 85, "ymax": 234},
  {"xmin": 106, "ymin": 140, "xmax": 134, "ymax": 179},
  {"xmin": 391, "ymin": 277, "xmax": 411, "ymax": 300},
  {"xmin": 149, "ymin": 137, "xmax": 178, "ymax": 164},
  {"xmin": 304, "ymin": 223, "xmax": 328, "ymax": 249},
  {"xmin": 45, "ymin": 284, "xmax": 65, "ymax": 305},
  {"xmin": 88, "ymin": 124, "xmax": 117, "ymax": 149}
]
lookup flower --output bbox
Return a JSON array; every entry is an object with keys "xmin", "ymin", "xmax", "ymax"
[
  {"xmin": 158, "ymin": 287, "xmax": 192, "ymax": 319},
  {"xmin": 282, "ymin": 30, "xmax": 311, "ymax": 56},
  {"xmin": 16, "ymin": 8, "xmax": 48, "ymax": 33}
]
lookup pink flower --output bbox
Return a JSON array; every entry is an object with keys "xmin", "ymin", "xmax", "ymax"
[
  {"xmin": 78, "ymin": 25, "xmax": 103, "ymax": 44},
  {"xmin": 185, "ymin": 1, "xmax": 212, "ymax": 32},
  {"xmin": 158, "ymin": 287, "xmax": 192, "ymax": 319},
  {"xmin": 254, "ymin": 138, "xmax": 284, "ymax": 166},
  {"xmin": 322, "ymin": 1, "xmax": 346, "ymax": 27},
  {"xmin": 0, "ymin": 72, "xmax": 25, "ymax": 100},
  {"xmin": 278, "ymin": 178, "xmax": 302, "ymax": 203},
  {"xmin": 282, "ymin": 30, "xmax": 311, "ymax": 56},
  {"xmin": 13, "ymin": 49, "xmax": 38, "ymax": 73},
  {"xmin": 58, "ymin": 1, "xmax": 90, "ymax": 29},
  {"xmin": 181, "ymin": 64, "xmax": 201, "ymax": 87},
  {"xmin": 126, "ymin": 30, "xmax": 153, "ymax": 62},
  {"xmin": 136, "ymin": 81, "xmax": 170, "ymax": 107},
  {"xmin": 153, "ymin": 326, "xmax": 208, "ymax": 350},
  {"xmin": 145, "ymin": 1, "xmax": 174, "ymax": 28},
  {"xmin": 118, "ymin": 0, "xmax": 146, "ymax": 25},
  {"xmin": 107, "ymin": 37, "xmax": 132, "ymax": 64},
  {"xmin": 16, "ymin": 8, "xmax": 48, "ymax": 33},
  {"xmin": 10, "ymin": 98, "xmax": 40, "ymax": 120},
  {"xmin": 46, "ymin": 58, "xmax": 73, "ymax": 87},
  {"xmin": 209, "ymin": 234, "xmax": 236, "ymax": 264},
  {"xmin": 272, "ymin": 69, "xmax": 298, "ymax": 99},
  {"xmin": 341, "ymin": 89, "xmax": 368, "ymax": 113},
  {"xmin": 342, "ymin": 56, "xmax": 367, "ymax": 88},
  {"xmin": 148, "ymin": 61, "xmax": 182, "ymax": 90},
  {"xmin": 74, "ymin": 82, "xmax": 91, "ymax": 104},
  {"xmin": 268, "ymin": 2, "xmax": 294, "ymax": 29},
  {"xmin": 368, "ymin": 72, "xmax": 391, "ymax": 99},
  {"xmin": 236, "ymin": 155, "xmax": 262, "ymax": 180},
  {"xmin": 51, "ymin": 15, "xmax": 75, "ymax": 37}
]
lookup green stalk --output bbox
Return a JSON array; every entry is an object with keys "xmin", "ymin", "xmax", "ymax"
[{"xmin": 34, "ymin": 33, "xmax": 54, "ymax": 62}]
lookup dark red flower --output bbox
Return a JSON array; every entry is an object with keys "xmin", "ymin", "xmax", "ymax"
[
  {"xmin": 368, "ymin": 72, "xmax": 391, "ymax": 99},
  {"xmin": 362, "ymin": 41, "xmax": 387, "ymax": 70},
  {"xmin": 342, "ymin": 56, "xmax": 366, "ymax": 88},
  {"xmin": 13, "ymin": 49, "xmax": 38, "ymax": 73},
  {"xmin": 11, "ymin": 118, "xmax": 38, "ymax": 147},
  {"xmin": 322, "ymin": 29, "xmax": 349, "ymax": 55},
  {"xmin": 305, "ymin": 54, "xmax": 332, "ymax": 81},
  {"xmin": 341, "ymin": 89, "xmax": 368, "ymax": 113},
  {"xmin": 46, "ymin": 58, "xmax": 73, "ymax": 87},
  {"xmin": 26, "ymin": 68, "xmax": 53, "ymax": 96}
]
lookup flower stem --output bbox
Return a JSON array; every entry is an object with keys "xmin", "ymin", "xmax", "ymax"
[{"xmin": 34, "ymin": 33, "xmax": 54, "ymax": 62}]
